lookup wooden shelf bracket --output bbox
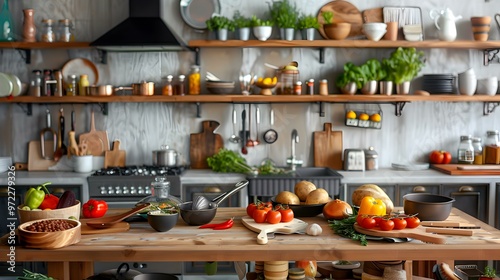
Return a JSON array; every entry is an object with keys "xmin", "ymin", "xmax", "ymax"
[{"xmin": 483, "ymin": 101, "xmax": 500, "ymax": 115}]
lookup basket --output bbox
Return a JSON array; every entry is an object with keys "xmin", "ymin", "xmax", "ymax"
[
  {"xmin": 17, "ymin": 200, "xmax": 81, "ymax": 224},
  {"xmin": 345, "ymin": 104, "xmax": 382, "ymax": 129}
]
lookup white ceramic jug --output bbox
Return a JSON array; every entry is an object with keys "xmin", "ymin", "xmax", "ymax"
[{"xmin": 430, "ymin": 8, "xmax": 462, "ymax": 41}]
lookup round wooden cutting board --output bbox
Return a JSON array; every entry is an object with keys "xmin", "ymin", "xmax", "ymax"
[{"xmin": 317, "ymin": 0, "xmax": 364, "ymax": 39}]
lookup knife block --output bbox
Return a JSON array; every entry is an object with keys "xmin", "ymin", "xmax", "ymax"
[{"xmin": 484, "ymin": 146, "xmax": 500, "ymax": 164}]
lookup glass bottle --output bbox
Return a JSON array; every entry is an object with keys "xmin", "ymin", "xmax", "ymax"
[
  {"xmin": 53, "ymin": 70, "xmax": 63, "ymax": 97},
  {"xmin": 162, "ymin": 75, "xmax": 173, "ymax": 96},
  {"xmin": 306, "ymin": 79, "xmax": 315, "ymax": 95},
  {"xmin": 188, "ymin": 65, "xmax": 201, "ymax": 95},
  {"xmin": 79, "ymin": 74, "xmax": 89, "ymax": 96},
  {"xmin": 29, "ymin": 70, "xmax": 42, "ymax": 97},
  {"xmin": 176, "ymin": 75, "xmax": 186, "ymax": 96},
  {"xmin": 0, "ymin": 0, "xmax": 14, "ymax": 42},
  {"xmin": 472, "ymin": 137, "xmax": 483, "ymax": 165},
  {"xmin": 137, "ymin": 177, "xmax": 182, "ymax": 211},
  {"xmin": 57, "ymin": 19, "xmax": 74, "ymax": 42},
  {"xmin": 40, "ymin": 19, "xmax": 56, "ymax": 42},
  {"xmin": 457, "ymin": 135, "xmax": 474, "ymax": 164},
  {"xmin": 484, "ymin": 130, "xmax": 500, "ymax": 164},
  {"xmin": 22, "ymin": 9, "xmax": 36, "ymax": 42},
  {"xmin": 319, "ymin": 79, "xmax": 329, "ymax": 96},
  {"xmin": 66, "ymin": 74, "xmax": 77, "ymax": 96},
  {"xmin": 42, "ymin": 69, "xmax": 54, "ymax": 96}
]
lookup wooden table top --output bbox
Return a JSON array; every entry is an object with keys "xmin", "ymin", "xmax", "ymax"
[{"xmin": 2, "ymin": 207, "xmax": 500, "ymax": 263}]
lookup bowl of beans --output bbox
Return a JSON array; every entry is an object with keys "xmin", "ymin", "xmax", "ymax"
[{"xmin": 18, "ymin": 218, "xmax": 81, "ymax": 249}]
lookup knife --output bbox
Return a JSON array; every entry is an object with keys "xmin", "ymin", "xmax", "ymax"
[{"xmin": 71, "ymin": 110, "xmax": 75, "ymax": 131}]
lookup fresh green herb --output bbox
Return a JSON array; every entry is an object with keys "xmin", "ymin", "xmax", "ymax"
[
  {"xmin": 270, "ymin": 0, "xmax": 298, "ymax": 29},
  {"xmin": 335, "ymin": 62, "xmax": 366, "ymax": 89},
  {"xmin": 384, "ymin": 47, "xmax": 425, "ymax": 84},
  {"xmin": 322, "ymin": 11, "xmax": 334, "ymax": 24},
  {"xmin": 328, "ymin": 214, "xmax": 368, "ymax": 246},
  {"xmin": 206, "ymin": 15, "xmax": 235, "ymax": 32},
  {"xmin": 233, "ymin": 11, "xmax": 252, "ymax": 28},
  {"xmin": 297, "ymin": 14, "xmax": 320, "ymax": 30},
  {"xmin": 17, "ymin": 269, "xmax": 56, "ymax": 280},
  {"xmin": 251, "ymin": 15, "xmax": 274, "ymax": 27},
  {"xmin": 207, "ymin": 148, "xmax": 253, "ymax": 173},
  {"xmin": 258, "ymin": 159, "xmax": 287, "ymax": 175},
  {"xmin": 483, "ymin": 266, "xmax": 497, "ymax": 278},
  {"xmin": 337, "ymin": 260, "xmax": 353, "ymax": 265},
  {"xmin": 360, "ymin": 59, "xmax": 385, "ymax": 82}
]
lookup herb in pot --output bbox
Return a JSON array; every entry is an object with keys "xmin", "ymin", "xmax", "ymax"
[
  {"xmin": 206, "ymin": 15, "xmax": 235, "ymax": 32},
  {"xmin": 297, "ymin": 14, "xmax": 320, "ymax": 30},
  {"xmin": 335, "ymin": 62, "xmax": 366, "ymax": 89},
  {"xmin": 270, "ymin": 0, "xmax": 299, "ymax": 29},
  {"xmin": 233, "ymin": 11, "xmax": 252, "ymax": 29},
  {"xmin": 250, "ymin": 15, "xmax": 273, "ymax": 27},
  {"xmin": 385, "ymin": 47, "xmax": 425, "ymax": 84}
]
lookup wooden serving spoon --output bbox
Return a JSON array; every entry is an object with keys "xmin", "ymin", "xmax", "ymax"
[{"xmin": 85, "ymin": 203, "xmax": 151, "ymax": 229}]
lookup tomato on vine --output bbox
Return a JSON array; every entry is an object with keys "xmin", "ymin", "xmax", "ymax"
[
  {"xmin": 246, "ymin": 203, "xmax": 257, "ymax": 217},
  {"xmin": 392, "ymin": 217, "xmax": 407, "ymax": 230},
  {"xmin": 253, "ymin": 209, "xmax": 268, "ymax": 223},
  {"xmin": 404, "ymin": 216, "xmax": 421, "ymax": 228},
  {"xmin": 266, "ymin": 209, "xmax": 282, "ymax": 224},
  {"xmin": 276, "ymin": 205, "xmax": 294, "ymax": 223},
  {"xmin": 359, "ymin": 216, "xmax": 376, "ymax": 229},
  {"xmin": 379, "ymin": 219, "xmax": 395, "ymax": 231}
]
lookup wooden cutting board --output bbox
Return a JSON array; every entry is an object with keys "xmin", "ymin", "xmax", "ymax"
[
  {"xmin": 189, "ymin": 120, "xmax": 223, "ymax": 169},
  {"xmin": 432, "ymin": 164, "xmax": 500, "ymax": 175},
  {"xmin": 313, "ymin": 123, "xmax": 343, "ymax": 170},
  {"xmin": 27, "ymin": 141, "xmax": 57, "ymax": 171},
  {"xmin": 79, "ymin": 111, "xmax": 109, "ymax": 156},
  {"xmin": 241, "ymin": 216, "xmax": 308, "ymax": 245},
  {"xmin": 80, "ymin": 222, "xmax": 130, "ymax": 235},
  {"xmin": 104, "ymin": 140, "xmax": 126, "ymax": 168},
  {"xmin": 317, "ymin": 0, "xmax": 364, "ymax": 39},
  {"xmin": 362, "ymin": 7, "xmax": 384, "ymax": 23},
  {"xmin": 353, "ymin": 224, "xmax": 446, "ymax": 244}
]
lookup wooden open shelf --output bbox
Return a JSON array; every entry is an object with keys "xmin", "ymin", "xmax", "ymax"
[{"xmin": 0, "ymin": 42, "xmax": 91, "ymax": 49}]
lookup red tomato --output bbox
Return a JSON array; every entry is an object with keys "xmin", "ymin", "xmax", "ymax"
[
  {"xmin": 278, "ymin": 207, "xmax": 294, "ymax": 223},
  {"xmin": 379, "ymin": 219, "xmax": 395, "ymax": 231},
  {"xmin": 266, "ymin": 209, "xmax": 282, "ymax": 224},
  {"xmin": 356, "ymin": 214, "xmax": 365, "ymax": 225},
  {"xmin": 392, "ymin": 218, "xmax": 407, "ymax": 230},
  {"xmin": 429, "ymin": 150, "xmax": 452, "ymax": 164},
  {"xmin": 246, "ymin": 203, "xmax": 257, "ymax": 218},
  {"xmin": 374, "ymin": 216, "xmax": 383, "ymax": 226},
  {"xmin": 253, "ymin": 209, "xmax": 268, "ymax": 223},
  {"xmin": 360, "ymin": 216, "xmax": 376, "ymax": 229},
  {"xmin": 405, "ymin": 216, "xmax": 421, "ymax": 228}
]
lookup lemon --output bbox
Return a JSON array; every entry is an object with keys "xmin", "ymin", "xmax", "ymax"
[
  {"xmin": 263, "ymin": 77, "xmax": 272, "ymax": 85},
  {"xmin": 370, "ymin": 113, "xmax": 381, "ymax": 122},
  {"xmin": 257, "ymin": 77, "xmax": 263, "ymax": 83},
  {"xmin": 272, "ymin": 76, "xmax": 278, "ymax": 84},
  {"xmin": 359, "ymin": 113, "xmax": 369, "ymax": 121},
  {"xmin": 346, "ymin": 110, "xmax": 357, "ymax": 119}
]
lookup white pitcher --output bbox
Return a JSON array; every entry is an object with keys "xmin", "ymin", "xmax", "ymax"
[{"xmin": 430, "ymin": 8, "xmax": 462, "ymax": 41}]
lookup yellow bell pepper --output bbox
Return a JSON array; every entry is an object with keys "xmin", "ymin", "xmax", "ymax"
[{"xmin": 358, "ymin": 196, "xmax": 386, "ymax": 216}]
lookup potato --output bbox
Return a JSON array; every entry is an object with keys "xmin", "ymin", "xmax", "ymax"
[
  {"xmin": 275, "ymin": 191, "xmax": 300, "ymax": 205},
  {"xmin": 294, "ymin": 180, "xmax": 317, "ymax": 201},
  {"xmin": 351, "ymin": 184, "xmax": 394, "ymax": 214},
  {"xmin": 305, "ymin": 188, "xmax": 330, "ymax": 205}
]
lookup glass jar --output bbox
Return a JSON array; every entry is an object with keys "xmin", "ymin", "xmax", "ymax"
[
  {"xmin": 162, "ymin": 75, "xmax": 173, "ymax": 96},
  {"xmin": 457, "ymin": 135, "xmax": 474, "ymax": 164},
  {"xmin": 319, "ymin": 79, "xmax": 328, "ymax": 96},
  {"xmin": 176, "ymin": 75, "xmax": 186, "ymax": 96},
  {"xmin": 40, "ymin": 19, "xmax": 56, "ymax": 42},
  {"xmin": 365, "ymin": 146, "xmax": 379, "ymax": 170},
  {"xmin": 57, "ymin": 19, "xmax": 74, "ymax": 42},
  {"xmin": 66, "ymin": 74, "xmax": 77, "ymax": 96},
  {"xmin": 293, "ymin": 81, "xmax": 302, "ymax": 95},
  {"xmin": 79, "ymin": 74, "xmax": 89, "ymax": 96},
  {"xmin": 472, "ymin": 137, "xmax": 483, "ymax": 165},
  {"xmin": 484, "ymin": 130, "xmax": 500, "ymax": 164},
  {"xmin": 306, "ymin": 79, "xmax": 315, "ymax": 95},
  {"xmin": 29, "ymin": 70, "xmax": 41, "ymax": 97},
  {"xmin": 137, "ymin": 177, "xmax": 182, "ymax": 212},
  {"xmin": 188, "ymin": 65, "xmax": 201, "ymax": 95},
  {"xmin": 278, "ymin": 69, "xmax": 299, "ymax": 95}
]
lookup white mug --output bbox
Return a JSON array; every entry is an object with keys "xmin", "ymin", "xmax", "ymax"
[{"xmin": 73, "ymin": 155, "xmax": 93, "ymax": 173}]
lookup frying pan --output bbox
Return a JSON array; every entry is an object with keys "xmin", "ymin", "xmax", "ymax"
[
  {"xmin": 180, "ymin": 0, "xmax": 221, "ymax": 30},
  {"xmin": 179, "ymin": 180, "xmax": 248, "ymax": 226}
]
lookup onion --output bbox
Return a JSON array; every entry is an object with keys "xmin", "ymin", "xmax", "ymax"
[{"xmin": 322, "ymin": 199, "xmax": 353, "ymax": 220}]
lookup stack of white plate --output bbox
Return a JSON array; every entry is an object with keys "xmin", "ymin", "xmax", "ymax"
[
  {"xmin": 403, "ymin": 24, "xmax": 423, "ymax": 41},
  {"xmin": 0, "ymin": 157, "xmax": 12, "ymax": 173},
  {"xmin": 206, "ymin": 80, "xmax": 235, "ymax": 94},
  {"xmin": 0, "ymin": 72, "xmax": 22, "ymax": 97}
]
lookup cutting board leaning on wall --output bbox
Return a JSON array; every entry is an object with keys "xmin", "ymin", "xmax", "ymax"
[
  {"xmin": 314, "ymin": 123, "xmax": 343, "ymax": 170},
  {"xmin": 190, "ymin": 120, "xmax": 224, "ymax": 169}
]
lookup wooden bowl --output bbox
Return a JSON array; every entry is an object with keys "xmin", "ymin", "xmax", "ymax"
[
  {"xmin": 18, "ymin": 218, "xmax": 81, "ymax": 249},
  {"xmin": 324, "ymin": 23, "xmax": 351, "ymax": 40},
  {"xmin": 17, "ymin": 200, "xmax": 81, "ymax": 224}
]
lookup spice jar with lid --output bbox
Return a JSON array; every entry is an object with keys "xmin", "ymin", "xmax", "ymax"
[
  {"xmin": 484, "ymin": 130, "xmax": 500, "ymax": 164},
  {"xmin": 29, "ymin": 70, "xmax": 42, "ymax": 97},
  {"xmin": 457, "ymin": 135, "xmax": 474, "ymax": 164},
  {"xmin": 319, "ymin": 79, "xmax": 328, "ymax": 95},
  {"xmin": 57, "ymin": 19, "xmax": 74, "ymax": 42},
  {"xmin": 364, "ymin": 146, "xmax": 379, "ymax": 170},
  {"xmin": 188, "ymin": 65, "xmax": 200, "ymax": 95},
  {"xmin": 162, "ymin": 75, "xmax": 173, "ymax": 96},
  {"xmin": 40, "ymin": 19, "xmax": 56, "ymax": 42},
  {"xmin": 472, "ymin": 137, "xmax": 483, "ymax": 165},
  {"xmin": 137, "ymin": 177, "xmax": 182, "ymax": 212}
]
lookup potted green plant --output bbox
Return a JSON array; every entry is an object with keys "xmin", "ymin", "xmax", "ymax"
[
  {"xmin": 379, "ymin": 58, "xmax": 394, "ymax": 95},
  {"xmin": 335, "ymin": 62, "xmax": 366, "ymax": 95},
  {"xmin": 297, "ymin": 14, "xmax": 319, "ymax": 40},
  {"xmin": 480, "ymin": 266, "xmax": 499, "ymax": 280},
  {"xmin": 233, "ymin": 11, "xmax": 252, "ymax": 41},
  {"xmin": 251, "ymin": 15, "xmax": 274, "ymax": 41},
  {"xmin": 205, "ymin": 15, "xmax": 235, "ymax": 41},
  {"xmin": 385, "ymin": 47, "xmax": 425, "ymax": 94},
  {"xmin": 360, "ymin": 59, "xmax": 384, "ymax": 95},
  {"xmin": 269, "ymin": 0, "xmax": 298, "ymax": 40}
]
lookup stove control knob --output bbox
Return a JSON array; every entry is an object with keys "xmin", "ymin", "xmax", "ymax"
[
  {"xmin": 130, "ymin": 189, "xmax": 136, "ymax": 194},
  {"xmin": 145, "ymin": 189, "xmax": 151, "ymax": 195},
  {"xmin": 138, "ymin": 189, "xmax": 144, "ymax": 194},
  {"xmin": 107, "ymin": 188, "xmax": 115, "ymax": 194},
  {"xmin": 100, "ymin": 186, "xmax": 107, "ymax": 195},
  {"xmin": 115, "ymin": 189, "xmax": 122, "ymax": 194},
  {"xmin": 123, "ymin": 189, "xmax": 129, "ymax": 194}
]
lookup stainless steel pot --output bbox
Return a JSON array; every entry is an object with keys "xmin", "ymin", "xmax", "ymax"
[
  {"xmin": 152, "ymin": 145, "xmax": 178, "ymax": 167},
  {"xmin": 132, "ymin": 81, "xmax": 155, "ymax": 95}
]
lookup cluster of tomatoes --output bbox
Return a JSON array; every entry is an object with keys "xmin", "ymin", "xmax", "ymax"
[
  {"xmin": 246, "ymin": 201, "xmax": 294, "ymax": 224},
  {"xmin": 356, "ymin": 214, "xmax": 421, "ymax": 231}
]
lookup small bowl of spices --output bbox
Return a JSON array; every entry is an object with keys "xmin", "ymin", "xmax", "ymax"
[{"xmin": 18, "ymin": 218, "xmax": 81, "ymax": 249}]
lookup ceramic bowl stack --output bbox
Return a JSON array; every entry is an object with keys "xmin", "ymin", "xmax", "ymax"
[
  {"xmin": 471, "ymin": 16, "xmax": 491, "ymax": 41},
  {"xmin": 422, "ymin": 74, "xmax": 455, "ymax": 94},
  {"xmin": 206, "ymin": 80, "xmax": 235, "ymax": 94},
  {"xmin": 476, "ymin": 76, "xmax": 498, "ymax": 96},
  {"xmin": 362, "ymin": 23, "xmax": 387, "ymax": 41},
  {"xmin": 0, "ymin": 157, "xmax": 12, "ymax": 173},
  {"xmin": 458, "ymin": 68, "xmax": 477, "ymax": 96},
  {"xmin": 403, "ymin": 24, "xmax": 423, "ymax": 41}
]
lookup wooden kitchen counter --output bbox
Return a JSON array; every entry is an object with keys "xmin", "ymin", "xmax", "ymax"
[{"xmin": 2, "ymin": 207, "xmax": 500, "ymax": 279}]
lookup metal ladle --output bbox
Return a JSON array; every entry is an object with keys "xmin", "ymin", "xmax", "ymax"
[
  {"xmin": 246, "ymin": 104, "xmax": 259, "ymax": 147},
  {"xmin": 229, "ymin": 106, "xmax": 241, "ymax": 144}
]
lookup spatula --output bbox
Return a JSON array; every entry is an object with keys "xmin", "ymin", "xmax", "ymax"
[{"xmin": 86, "ymin": 203, "xmax": 150, "ymax": 229}]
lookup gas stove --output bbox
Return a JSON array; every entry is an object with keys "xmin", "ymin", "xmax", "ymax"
[{"xmin": 87, "ymin": 165, "xmax": 183, "ymax": 208}]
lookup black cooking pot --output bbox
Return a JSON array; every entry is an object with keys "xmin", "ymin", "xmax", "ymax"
[
  {"xmin": 133, "ymin": 273, "xmax": 178, "ymax": 280},
  {"xmin": 87, "ymin": 263, "xmax": 141, "ymax": 280}
]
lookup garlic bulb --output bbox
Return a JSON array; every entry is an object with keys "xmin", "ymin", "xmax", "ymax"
[{"xmin": 306, "ymin": 223, "xmax": 322, "ymax": 236}]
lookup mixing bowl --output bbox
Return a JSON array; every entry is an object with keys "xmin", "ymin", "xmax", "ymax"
[{"xmin": 403, "ymin": 193, "xmax": 455, "ymax": 221}]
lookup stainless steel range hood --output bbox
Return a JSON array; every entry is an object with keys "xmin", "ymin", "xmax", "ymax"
[{"xmin": 90, "ymin": 0, "xmax": 187, "ymax": 52}]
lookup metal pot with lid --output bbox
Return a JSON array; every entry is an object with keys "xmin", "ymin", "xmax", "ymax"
[{"xmin": 152, "ymin": 145, "xmax": 178, "ymax": 167}]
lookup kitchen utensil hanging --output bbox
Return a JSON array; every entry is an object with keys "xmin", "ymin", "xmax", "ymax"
[
  {"xmin": 53, "ymin": 108, "xmax": 67, "ymax": 161},
  {"xmin": 40, "ymin": 109, "xmax": 57, "ymax": 160},
  {"xmin": 241, "ymin": 106, "xmax": 247, "ymax": 155},
  {"xmin": 263, "ymin": 108, "xmax": 278, "ymax": 144},
  {"xmin": 229, "ymin": 105, "xmax": 241, "ymax": 144},
  {"xmin": 246, "ymin": 104, "xmax": 259, "ymax": 147}
]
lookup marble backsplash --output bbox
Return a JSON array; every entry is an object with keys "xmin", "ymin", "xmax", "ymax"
[{"xmin": 1, "ymin": 0, "xmax": 500, "ymax": 169}]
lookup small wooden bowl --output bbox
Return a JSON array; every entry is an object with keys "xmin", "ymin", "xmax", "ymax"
[
  {"xmin": 324, "ymin": 23, "xmax": 351, "ymax": 40},
  {"xmin": 18, "ymin": 218, "xmax": 81, "ymax": 249},
  {"xmin": 17, "ymin": 201, "xmax": 81, "ymax": 224}
]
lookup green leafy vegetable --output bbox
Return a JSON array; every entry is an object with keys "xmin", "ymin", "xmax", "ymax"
[
  {"xmin": 328, "ymin": 214, "xmax": 368, "ymax": 246},
  {"xmin": 258, "ymin": 159, "xmax": 287, "ymax": 175},
  {"xmin": 17, "ymin": 269, "xmax": 56, "ymax": 280},
  {"xmin": 207, "ymin": 149, "xmax": 253, "ymax": 173}
]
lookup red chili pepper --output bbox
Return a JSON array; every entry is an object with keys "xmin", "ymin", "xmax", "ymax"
[
  {"xmin": 39, "ymin": 194, "xmax": 60, "ymax": 210},
  {"xmin": 82, "ymin": 199, "xmax": 108, "ymax": 218},
  {"xmin": 199, "ymin": 218, "xmax": 234, "ymax": 230}
]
